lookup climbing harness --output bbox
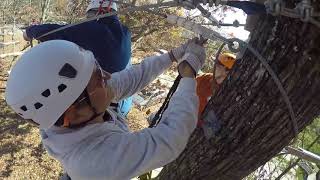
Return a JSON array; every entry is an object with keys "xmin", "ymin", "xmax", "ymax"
[{"xmin": 97, "ymin": 0, "xmax": 114, "ymax": 15}]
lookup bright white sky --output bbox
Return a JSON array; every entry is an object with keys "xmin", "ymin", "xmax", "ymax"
[
  {"xmin": 215, "ymin": 8, "xmax": 250, "ymax": 40},
  {"xmin": 187, "ymin": 6, "xmax": 250, "ymax": 41}
]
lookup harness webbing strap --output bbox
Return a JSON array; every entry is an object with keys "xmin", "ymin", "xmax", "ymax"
[{"xmin": 98, "ymin": 0, "xmax": 113, "ymax": 15}]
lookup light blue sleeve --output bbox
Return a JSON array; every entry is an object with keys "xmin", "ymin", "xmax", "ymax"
[{"xmin": 108, "ymin": 53, "xmax": 173, "ymax": 101}]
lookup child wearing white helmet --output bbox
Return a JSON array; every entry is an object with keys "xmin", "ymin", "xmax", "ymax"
[
  {"xmin": 23, "ymin": 0, "xmax": 133, "ymax": 117},
  {"xmin": 6, "ymin": 39, "xmax": 206, "ymax": 179}
]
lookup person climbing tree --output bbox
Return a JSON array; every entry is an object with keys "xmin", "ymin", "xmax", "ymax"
[
  {"xmin": 5, "ymin": 38, "xmax": 206, "ymax": 179},
  {"xmin": 22, "ymin": 0, "xmax": 133, "ymax": 117},
  {"xmin": 196, "ymin": 52, "xmax": 236, "ymax": 123},
  {"xmin": 158, "ymin": 0, "xmax": 320, "ymax": 178}
]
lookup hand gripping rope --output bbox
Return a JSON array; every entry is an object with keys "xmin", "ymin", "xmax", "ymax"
[
  {"xmin": 149, "ymin": 36, "xmax": 207, "ymax": 128},
  {"xmin": 163, "ymin": 15, "xmax": 299, "ymax": 140}
]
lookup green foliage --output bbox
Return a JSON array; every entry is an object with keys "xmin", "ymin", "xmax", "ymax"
[
  {"xmin": 296, "ymin": 167, "xmax": 306, "ymax": 180},
  {"xmin": 296, "ymin": 117, "xmax": 320, "ymax": 153},
  {"xmin": 246, "ymin": 117, "xmax": 320, "ymax": 179}
]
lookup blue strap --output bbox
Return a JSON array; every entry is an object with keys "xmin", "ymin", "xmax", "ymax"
[{"xmin": 226, "ymin": 1, "xmax": 267, "ymax": 15}]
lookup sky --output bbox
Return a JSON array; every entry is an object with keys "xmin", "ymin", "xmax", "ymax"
[
  {"xmin": 218, "ymin": 8, "xmax": 250, "ymax": 40},
  {"xmin": 187, "ymin": 5, "xmax": 250, "ymax": 41}
]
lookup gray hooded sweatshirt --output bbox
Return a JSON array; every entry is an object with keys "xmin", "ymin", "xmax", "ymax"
[{"xmin": 40, "ymin": 53, "xmax": 198, "ymax": 180}]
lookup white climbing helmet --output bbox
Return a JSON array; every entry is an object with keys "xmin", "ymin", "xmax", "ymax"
[
  {"xmin": 86, "ymin": 0, "xmax": 117, "ymax": 13},
  {"xmin": 5, "ymin": 40, "xmax": 96, "ymax": 129}
]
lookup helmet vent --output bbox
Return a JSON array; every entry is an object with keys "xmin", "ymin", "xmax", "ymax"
[
  {"xmin": 41, "ymin": 89, "xmax": 51, "ymax": 97},
  {"xmin": 34, "ymin": 102, "xmax": 43, "ymax": 109},
  {"xmin": 20, "ymin": 106, "xmax": 27, "ymax": 111},
  {"xmin": 58, "ymin": 84, "xmax": 67, "ymax": 93},
  {"xmin": 59, "ymin": 63, "xmax": 77, "ymax": 78}
]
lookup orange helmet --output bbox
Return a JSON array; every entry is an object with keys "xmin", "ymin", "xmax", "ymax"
[{"xmin": 218, "ymin": 53, "xmax": 236, "ymax": 70}]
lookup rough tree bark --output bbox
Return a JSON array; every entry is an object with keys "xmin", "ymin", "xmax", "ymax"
[{"xmin": 158, "ymin": 3, "xmax": 320, "ymax": 180}]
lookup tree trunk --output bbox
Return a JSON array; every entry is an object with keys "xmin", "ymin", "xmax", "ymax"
[{"xmin": 158, "ymin": 4, "xmax": 320, "ymax": 180}]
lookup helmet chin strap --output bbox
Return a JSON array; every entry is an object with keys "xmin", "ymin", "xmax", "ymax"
[
  {"xmin": 66, "ymin": 111, "xmax": 104, "ymax": 129},
  {"xmin": 63, "ymin": 89, "xmax": 105, "ymax": 129}
]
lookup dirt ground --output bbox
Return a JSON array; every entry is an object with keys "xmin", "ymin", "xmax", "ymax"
[
  {"xmin": 0, "ymin": 27, "xmax": 167, "ymax": 179},
  {"xmin": 0, "ymin": 98, "xmax": 62, "ymax": 179}
]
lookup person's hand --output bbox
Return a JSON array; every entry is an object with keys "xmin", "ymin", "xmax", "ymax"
[
  {"xmin": 23, "ymin": 31, "xmax": 31, "ymax": 41},
  {"xmin": 178, "ymin": 41, "xmax": 206, "ymax": 75},
  {"xmin": 170, "ymin": 38, "xmax": 197, "ymax": 62}
]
